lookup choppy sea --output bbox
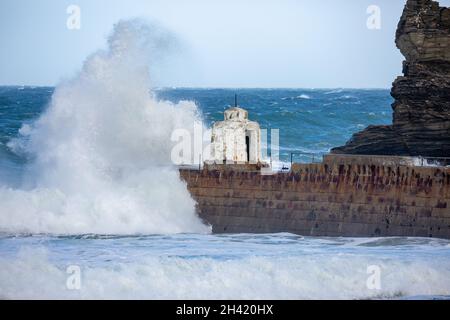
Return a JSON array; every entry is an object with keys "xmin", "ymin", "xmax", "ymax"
[{"xmin": 1, "ymin": 86, "xmax": 449, "ymax": 299}]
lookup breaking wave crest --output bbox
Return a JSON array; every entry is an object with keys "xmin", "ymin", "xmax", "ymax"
[
  {"xmin": 0, "ymin": 20, "xmax": 210, "ymax": 235},
  {"xmin": 1, "ymin": 244, "xmax": 450, "ymax": 299}
]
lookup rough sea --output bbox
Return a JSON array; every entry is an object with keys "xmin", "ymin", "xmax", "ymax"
[{"xmin": 1, "ymin": 86, "xmax": 449, "ymax": 300}]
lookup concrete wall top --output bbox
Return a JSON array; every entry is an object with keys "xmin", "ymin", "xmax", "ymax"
[{"xmin": 324, "ymin": 154, "xmax": 423, "ymax": 167}]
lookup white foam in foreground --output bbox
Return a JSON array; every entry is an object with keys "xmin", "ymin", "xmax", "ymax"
[
  {"xmin": 0, "ymin": 20, "xmax": 210, "ymax": 235},
  {"xmin": 1, "ymin": 245, "xmax": 449, "ymax": 300},
  {"xmin": 1, "ymin": 235, "xmax": 449, "ymax": 300}
]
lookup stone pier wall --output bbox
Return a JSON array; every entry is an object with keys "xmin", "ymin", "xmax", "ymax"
[{"xmin": 179, "ymin": 160, "xmax": 450, "ymax": 239}]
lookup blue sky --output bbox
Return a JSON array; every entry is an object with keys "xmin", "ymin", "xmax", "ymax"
[{"xmin": 1, "ymin": 0, "xmax": 449, "ymax": 88}]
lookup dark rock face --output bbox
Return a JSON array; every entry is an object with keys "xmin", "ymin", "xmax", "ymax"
[{"xmin": 332, "ymin": 0, "xmax": 450, "ymax": 157}]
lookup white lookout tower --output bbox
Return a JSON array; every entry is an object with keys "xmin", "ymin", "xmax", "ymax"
[{"xmin": 210, "ymin": 96, "xmax": 261, "ymax": 164}]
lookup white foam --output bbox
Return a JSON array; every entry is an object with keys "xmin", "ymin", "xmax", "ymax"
[
  {"xmin": 1, "ymin": 246, "xmax": 449, "ymax": 299},
  {"xmin": 0, "ymin": 20, "xmax": 210, "ymax": 235},
  {"xmin": 324, "ymin": 89, "xmax": 343, "ymax": 95}
]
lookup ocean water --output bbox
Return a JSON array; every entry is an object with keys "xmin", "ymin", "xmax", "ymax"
[
  {"xmin": 1, "ymin": 21, "xmax": 449, "ymax": 300},
  {"xmin": 1, "ymin": 85, "xmax": 450, "ymax": 300},
  {"xmin": 156, "ymin": 87, "xmax": 393, "ymax": 163},
  {"xmin": 1, "ymin": 233, "xmax": 450, "ymax": 300},
  {"xmin": 0, "ymin": 86, "xmax": 393, "ymax": 182}
]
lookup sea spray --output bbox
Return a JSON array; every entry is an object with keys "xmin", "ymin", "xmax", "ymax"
[{"xmin": 0, "ymin": 20, "xmax": 210, "ymax": 234}]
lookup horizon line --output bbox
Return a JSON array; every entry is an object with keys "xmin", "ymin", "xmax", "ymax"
[{"xmin": 0, "ymin": 84, "xmax": 392, "ymax": 90}]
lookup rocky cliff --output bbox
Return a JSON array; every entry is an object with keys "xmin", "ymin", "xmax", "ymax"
[{"xmin": 332, "ymin": 0, "xmax": 450, "ymax": 157}]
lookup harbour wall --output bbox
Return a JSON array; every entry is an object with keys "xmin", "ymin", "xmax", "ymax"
[{"xmin": 179, "ymin": 155, "xmax": 450, "ymax": 239}]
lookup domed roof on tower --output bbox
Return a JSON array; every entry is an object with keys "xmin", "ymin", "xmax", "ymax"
[{"xmin": 224, "ymin": 107, "xmax": 248, "ymax": 121}]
